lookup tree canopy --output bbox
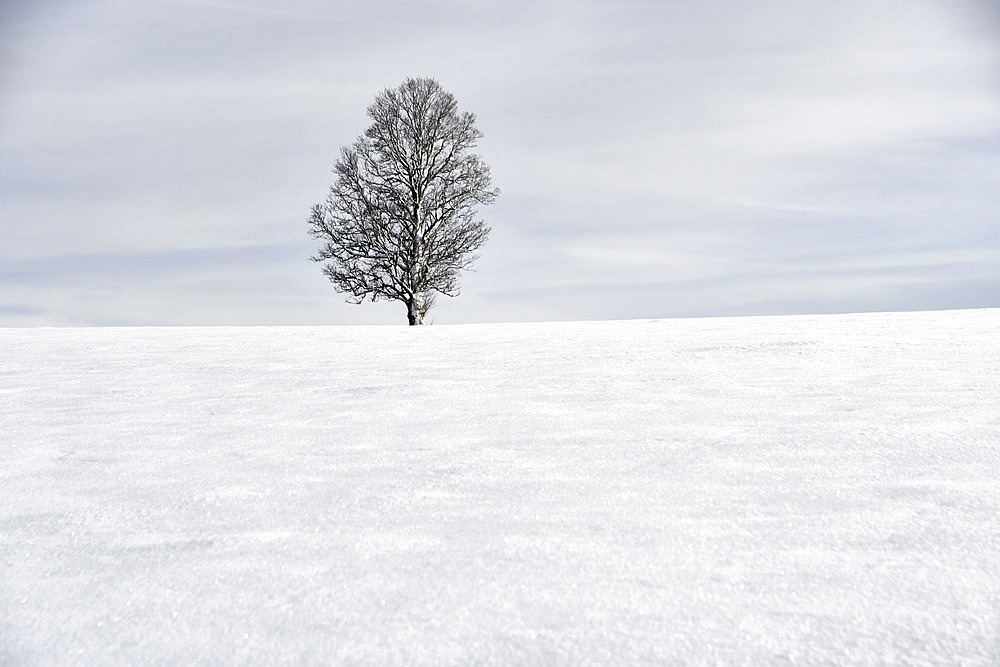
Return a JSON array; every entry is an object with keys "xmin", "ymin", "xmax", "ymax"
[{"xmin": 308, "ymin": 77, "xmax": 498, "ymax": 325}]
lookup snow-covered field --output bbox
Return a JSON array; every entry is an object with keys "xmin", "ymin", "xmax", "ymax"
[{"xmin": 2, "ymin": 310, "xmax": 998, "ymax": 664}]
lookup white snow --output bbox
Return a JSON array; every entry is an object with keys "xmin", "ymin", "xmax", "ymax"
[{"xmin": 1, "ymin": 309, "xmax": 999, "ymax": 664}]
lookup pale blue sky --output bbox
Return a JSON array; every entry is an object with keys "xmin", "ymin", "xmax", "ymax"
[{"xmin": 2, "ymin": 0, "xmax": 998, "ymax": 325}]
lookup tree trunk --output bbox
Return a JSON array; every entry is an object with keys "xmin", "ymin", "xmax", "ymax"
[
  {"xmin": 408, "ymin": 202, "xmax": 426, "ymax": 326},
  {"xmin": 407, "ymin": 293, "xmax": 425, "ymax": 326}
]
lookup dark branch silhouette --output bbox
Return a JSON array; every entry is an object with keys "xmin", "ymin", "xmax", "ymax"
[{"xmin": 308, "ymin": 77, "xmax": 498, "ymax": 325}]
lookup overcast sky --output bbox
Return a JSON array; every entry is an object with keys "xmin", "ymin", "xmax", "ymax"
[{"xmin": 2, "ymin": 0, "xmax": 998, "ymax": 326}]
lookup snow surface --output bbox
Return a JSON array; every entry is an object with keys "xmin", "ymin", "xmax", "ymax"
[{"xmin": 2, "ymin": 309, "xmax": 999, "ymax": 664}]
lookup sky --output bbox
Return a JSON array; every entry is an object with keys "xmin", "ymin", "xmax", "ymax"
[{"xmin": 1, "ymin": 0, "xmax": 998, "ymax": 326}]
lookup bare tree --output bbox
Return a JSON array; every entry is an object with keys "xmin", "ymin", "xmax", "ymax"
[{"xmin": 308, "ymin": 77, "xmax": 498, "ymax": 325}]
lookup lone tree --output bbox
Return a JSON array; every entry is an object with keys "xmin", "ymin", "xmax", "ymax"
[{"xmin": 308, "ymin": 77, "xmax": 498, "ymax": 325}]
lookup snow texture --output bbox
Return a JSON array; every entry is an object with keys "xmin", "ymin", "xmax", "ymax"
[{"xmin": 2, "ymin": 310, "xmax": 999, "ymax": 664}]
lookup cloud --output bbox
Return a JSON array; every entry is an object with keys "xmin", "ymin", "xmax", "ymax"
[{"xmin": 1, "ymin": 0, "xmax": 998, "ymax": 325}]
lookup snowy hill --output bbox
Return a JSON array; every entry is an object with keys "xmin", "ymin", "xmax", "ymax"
[{"xmin": 2, "ymin": 310, "xmax": 999, "ymax": 664}]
